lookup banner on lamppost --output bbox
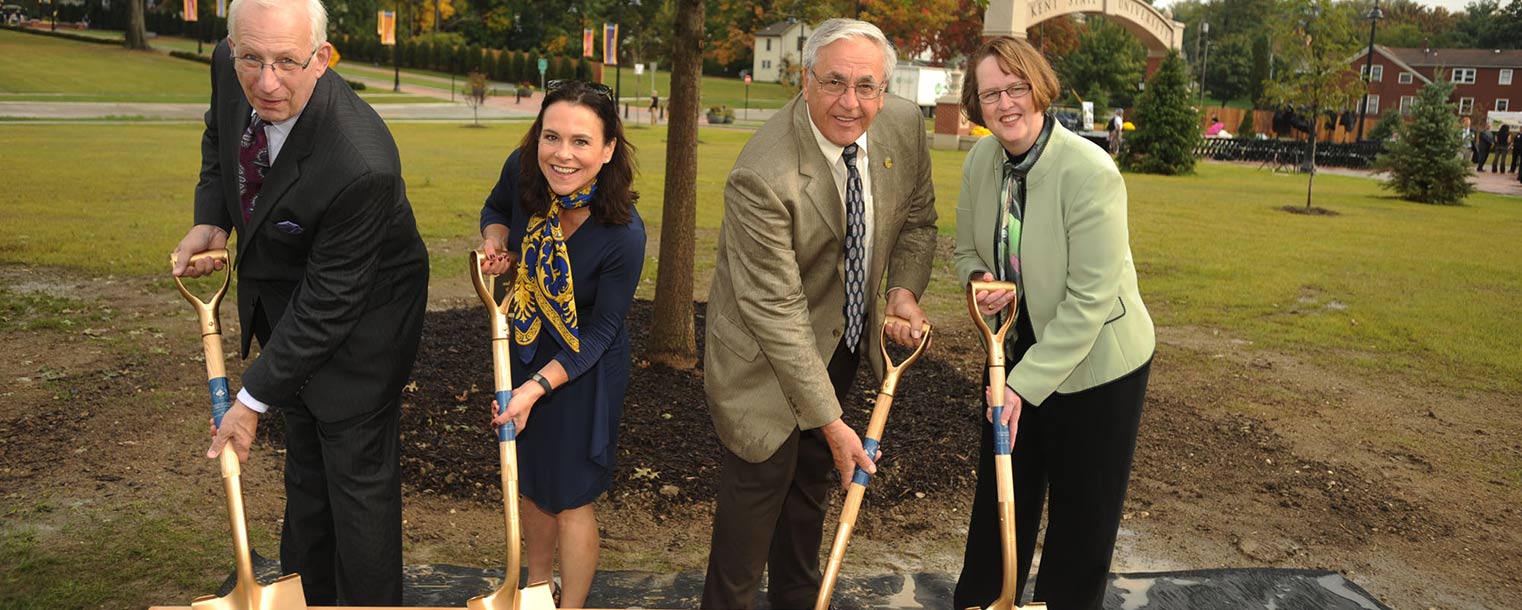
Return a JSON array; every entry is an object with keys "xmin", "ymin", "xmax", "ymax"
[
  {"xmin": 602, "ymin": 22, "xmax": 618, "ymax": 65},
  {"xmin": 215, "ymin": 0, "xmax": 226, "ymax": 18},
  {"xmin": 378, "ymin": 10, "xmax": 396, "ymax": 45},
  {"xmin": 183, "ymin": 0, "xmax": 198, "ymax": 22},
  {"xmin": 583, "ymin": 28, "xmax": 594, "ymax": 58}
]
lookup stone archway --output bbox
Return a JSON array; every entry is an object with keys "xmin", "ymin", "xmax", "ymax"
[{"xmin": 985, "ymin": 0, "xmax": 1184, "ymax": 75}]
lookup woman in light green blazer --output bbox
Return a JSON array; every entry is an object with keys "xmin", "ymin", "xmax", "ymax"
[{"xmin": 951, "ymin": 37, "xmax": 1155, "ymax": 610}]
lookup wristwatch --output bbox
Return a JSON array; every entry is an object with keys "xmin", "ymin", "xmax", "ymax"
[{"xmin": 531, "ymin": 372, "xmax": 554, "ymax": 395}]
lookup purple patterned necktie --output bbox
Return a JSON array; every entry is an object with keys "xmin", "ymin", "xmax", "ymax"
[
  {"xmin": 841, "ymin": 143, "xmax": 866, "ymax": 353},
  {"xmin": 238, "ymin": 116, "xmax": 269, "ymax": 224}
]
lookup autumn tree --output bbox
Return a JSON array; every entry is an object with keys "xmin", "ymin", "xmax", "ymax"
[
  {"xmin": 860, "ymin": 0, "xmax": 959, "ymax": 61},
  {"xmin": 649, "ymin": 0, "xmax": 704, "ymax": 369}
]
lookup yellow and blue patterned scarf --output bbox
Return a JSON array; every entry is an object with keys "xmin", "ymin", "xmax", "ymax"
[{"xmin": 510, "ymin": 182, "xmax": 596, "ymax": 361}]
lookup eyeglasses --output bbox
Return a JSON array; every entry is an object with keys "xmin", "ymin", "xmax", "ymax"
[
  {"xmin": 233, "ymin": 46, "xmax": 320, "ymax": 76},
  {"xmin": 548, "ymin": 79, "xmax": 616, "ymax": 102},
  {"xmin": 977, "ymin": 83, "xmax": 1033, "ymax": 105},
  {"xmin": 809, "ymin": 70, "xmax": 886, "ymax": 100}
]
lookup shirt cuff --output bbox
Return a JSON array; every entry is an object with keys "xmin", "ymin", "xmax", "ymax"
[{"xmin": 237, "ymin": 387, "xmax": 271, "ymax": 414}]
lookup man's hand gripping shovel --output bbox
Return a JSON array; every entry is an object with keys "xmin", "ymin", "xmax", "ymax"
[
  {"xmin": 171, "ymin": 248, "xmax": 306, "ymax": 610},
  {"xmin": 467, "ymin": 250, "xmax": 558, "ymax": 610}
]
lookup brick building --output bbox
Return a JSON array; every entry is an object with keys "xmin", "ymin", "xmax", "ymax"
[{"xmin": 1351, "ymin": 45, "xmax": 1522, "ymax": 120}]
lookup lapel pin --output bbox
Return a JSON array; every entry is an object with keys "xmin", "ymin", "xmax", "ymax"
[{"xmin": 884, "ymin": 157, "xmax": 893, "ymax": 169}]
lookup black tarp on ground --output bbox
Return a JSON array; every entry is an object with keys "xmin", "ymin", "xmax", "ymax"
[{"xmin": 220, "ymin": 555, "xmax": 1391, "ymax": 609}]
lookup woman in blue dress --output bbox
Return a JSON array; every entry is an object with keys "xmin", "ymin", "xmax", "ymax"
[{"xmin": 476, "ymin": 79, "xmax": 646, "ymax": 608}]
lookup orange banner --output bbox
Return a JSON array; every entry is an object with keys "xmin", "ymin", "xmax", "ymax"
[
  {"xmin": 583, "ymin": 28, "xmax": 594, "ymax": 58},
  {"xmin": 378, "ymin": 10, "xmax": 395, "ymax": 46},
  {"xmin": 183, "ymin": 0, "xmax": 198, "ymax": 22}
]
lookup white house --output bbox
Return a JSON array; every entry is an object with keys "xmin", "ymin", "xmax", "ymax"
[{"xmin": 751, "ymin": 19, "xmax": 812, "ymax": 83}]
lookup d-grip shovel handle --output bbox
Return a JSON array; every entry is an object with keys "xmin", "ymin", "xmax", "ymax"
[
  {"xmin": 170, "ymin": 248, "xmax": 234, "ymax": 426},
  {"xmin": 469, "ymin": 250, "xmax": 517, "ymax": 442},
  {"xmin": 966, "ymin": 280, "xmax": 1018, "ymax": 456},
  {"xmin": 853, "ymin": 314, "xmax": 932, "ymax": 485}
]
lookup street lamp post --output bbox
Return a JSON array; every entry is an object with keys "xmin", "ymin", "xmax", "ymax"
[
  {"xmin": 1197, "ymin": 21, "xmax": 1210, "ymax": 108},
  {"xmin": 1355, "ymin": 0, "xmax": 1384, "ymax": 142}
]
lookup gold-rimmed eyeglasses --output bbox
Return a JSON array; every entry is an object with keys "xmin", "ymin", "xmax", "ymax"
[
  {"xmin": 810, "ymin": 69, "xmax": 886, "ymax": 100},
  {"xmin": 977, "ymin": 83, "xmax": 1032, "ymax": 105},
  {"xmin": 233, "ymin": 46, "xmax": 320, "ymax": 76}
]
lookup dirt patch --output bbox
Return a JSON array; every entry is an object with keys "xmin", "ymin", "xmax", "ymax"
[{"xmin": 3, "ymin": 265, "xmax": 1520, "ymax": 610}]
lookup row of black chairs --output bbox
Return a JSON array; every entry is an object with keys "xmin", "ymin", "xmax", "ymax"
[{"xmin": 1194, "ymin": 138, "xmax": 1386, "ymax": 170}]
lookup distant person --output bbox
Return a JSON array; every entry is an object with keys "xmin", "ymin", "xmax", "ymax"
[
  {"xmin": 649, "ymin": 90, "xmax": 659, "ymax": 125},
  {"xmin": 1107, "ymin": 109, "xmax": 1124, "ymax": 155},
  {"xmin": 1459, "ymin": 116, "xmax": 1474, "ymax": 160},
  {"xmin": 952, "ymin": 35, "xmax": 1154, "ymax": 610},
  {"xmin": 1204, "ymin": 115, "xmax": 1230, "ymax": 138},
  {"xmin": 476, "ymin": 80, "xmax": 646, "ymax": 609},
  {"xmin": 1476, "ymin": 122, "xmax": 1494, "ymax": 172},
  {"xmin": 1493, "ymin": 124, "xmax": 1512, "ymax": 172}
]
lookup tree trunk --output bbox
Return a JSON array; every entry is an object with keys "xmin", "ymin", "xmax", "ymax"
[
  {"xmin": 647, "ymin": 0, "xmax": 704, "ymax": 370},
  {"xmin": 124, "ymin": 0, "xmax": 150, "ymax": 50},
  {"xmin": 1306, "ymin": 102, "xmax": 1319, "ymax": 209}
]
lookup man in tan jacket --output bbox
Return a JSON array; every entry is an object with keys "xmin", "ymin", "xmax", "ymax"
[{"xmin": 700, "ymin": 18, "xmax": 938, "ymax": 610}]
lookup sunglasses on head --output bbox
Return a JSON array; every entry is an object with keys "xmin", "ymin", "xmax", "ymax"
[{"xmin": 547, "ymin": 79, "xmax": 615, "ymax": 102}]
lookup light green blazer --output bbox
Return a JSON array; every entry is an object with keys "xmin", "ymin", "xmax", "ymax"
[
  {"xmin": 953, "ymin": 124, "xmax": 1154, "ymax": 406},
  {"xmin": 705, "ymin": 95, "xmax": 939, "ymax": 463}
]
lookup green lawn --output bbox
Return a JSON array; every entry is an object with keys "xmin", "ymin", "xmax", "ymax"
[
  {"xmin": 0, "ymin": 29, "xmax": 208, "ymax": 102},
  {"xmin": 3, "ymin": 121, "xmax": 1519, "ymax": 395}
]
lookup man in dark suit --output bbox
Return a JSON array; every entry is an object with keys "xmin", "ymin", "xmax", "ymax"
[
  {"xmin": 170, "ymin": 0, "xmax": 428, "ymax": 604},
  {"xmin": 701, "ymin": 18, "xmax": 937, "ymax": 610}
]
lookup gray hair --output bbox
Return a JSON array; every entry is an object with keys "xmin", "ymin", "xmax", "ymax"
[
  {"xmin": 801, "ymin": 18, "xmax": 897, "ymax": 81},
  {"xmin": 227, "ymin": 0, "xmax": 329, "ymax": 51}
]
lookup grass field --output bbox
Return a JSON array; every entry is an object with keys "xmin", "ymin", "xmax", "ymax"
[{"xmin": 3, "ymin": 119, "xmax": 1519, "ymax": 395}]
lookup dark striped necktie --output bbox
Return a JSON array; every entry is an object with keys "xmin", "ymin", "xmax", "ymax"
[
  {"xmin": 842, "ymin": 143, "xmax": 866, "ymax": 353},
  {"xmin": 238, "ymin": 116, "xmax": 269, "ymax": 224}
]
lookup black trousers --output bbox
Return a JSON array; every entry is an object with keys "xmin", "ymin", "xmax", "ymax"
[
  {"xmin": 953, "ymin": 360, "xmax": 1151, "ymax": 610},
  {"xmin": 279, "ymin": 397, "xmax": 404, "ymax": 606},
  {"xmin": 702, "ymin": 338, "xmax": 861, "ymax": 610}
]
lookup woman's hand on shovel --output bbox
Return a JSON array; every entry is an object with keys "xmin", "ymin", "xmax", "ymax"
[
  {"xmin": 971, "ymin": 272, "xmax": 1016, "ymax": 317},
  {"xmin": 984, "ymin": 385, "xmax": 1022, "ymax": 432},
  {"xmin": 207, "ymin": 401, "xmax": 259, "ymax": 462},
  {"xmin": 490, "ymin": 384, "xmax": 543, "ymax": 434}
]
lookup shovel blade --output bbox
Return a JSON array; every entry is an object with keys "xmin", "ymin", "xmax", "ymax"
[
  {"xmin": 467, "ymin": 580, "xmax": 557, "ymax": 610},
  {"xmin": 191, "ymin": 574, "xmax": 306, "ymax": 610},
  {"xmin": 968, "ymin": 602, "xmax": 1047, "ymax": 610}
]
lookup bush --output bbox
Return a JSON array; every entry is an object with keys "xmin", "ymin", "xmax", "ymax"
[
  {"xmin": 169, "ymin": 50, "xmax": 211, "ymax": 64},
  {"xmin": 347, "ymin": 79, "xmax": 367, "ymax": 91},
  {"xmin": 1236, "ymin": 111, "xmax": 1257, "ymax": 139},
  {"xmin": 1120, "ymin": 50, "xmax": 1200, "ymax": 175},
  {"xmin": 1374, "ymin": 80, "xmax": 1472, "ymax": 205}
]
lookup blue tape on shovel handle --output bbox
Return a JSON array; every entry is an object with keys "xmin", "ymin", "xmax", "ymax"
[
  {"xmin": 993, "ymin": 407, "xmax": 1011, "ymax": 456},
  {"xmin": 208, "ymin": 377, "xmax": 232, "ymax": 428},
  {"xmin": 851, "ymin": 437, "xmax": 881, "ymax": 487},
  {"xmin": 495, "ymin": 389, "xmax": 516, "ymax": 442}
]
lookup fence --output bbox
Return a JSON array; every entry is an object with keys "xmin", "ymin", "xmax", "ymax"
[
  {"xmin": 1194, "ymin": 138, "xmax": 1386, "ymax": 170},
  {"xmin": 1201, "ymin": 107, "xmax": 1393, "ymax": 144}
]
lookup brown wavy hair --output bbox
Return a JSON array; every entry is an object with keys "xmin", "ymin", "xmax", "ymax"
[
  {"xmin": 960, "ymin": 36, "xmax": 1061, "ymax": 128},
  {"xmin": 517, "ymin": 80, "xmax": 638, "ymax": 225}
]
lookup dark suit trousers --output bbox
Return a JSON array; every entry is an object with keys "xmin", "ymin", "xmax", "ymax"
[
  {"xmin": 953, "ymin": 360, "xmax": 1151, "ymax": 610},
  {"xmin": 279, "ymin": 397, "xmax": 404, "ymax": 606},
  {"xmin": 702, "ymin": 338, "xmax": 861, "ymax": 610}
]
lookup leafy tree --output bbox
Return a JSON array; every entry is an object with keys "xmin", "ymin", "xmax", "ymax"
[
  {"xmin": 861, "ymin": 0, "xmax": 960, "ymax": 61},
  {"xmin": 1055, "ymin": 17, "xmax": 1145, "ymax": 111},
  {"xmin": 650, "ymin": 0, "xmax": 705, "ymax": 369},
  {"xmin": 1204, "ymin": 33, "xmax": 1253, "ymax": 106},
  {"xmin": 1029, "ymin": 15, "xmax": 1082, "ymax": 65},
  {"xmin": 1237, "ymin": 110, "xmax": 1257, "ymax": 137},
  {"xmin": 928, "ymin": 0, "xmax": 987, "ymax": 65},
  {"xmin": 1365, "ymin": 112, "xmax": 1399, "ymax": 141},
  {"xmin": 1121, "ymin": 50, "xmax": 1201, "ymax": 175},
  {"xmin": 1374, "ymin": 79, "xmax": 1473, "ymax": 205},
  {"xmin": 1264, "ymin": 0, "xmax": 1362, "ymax": 210},
  {"xmin": 1249, "ymin": 32, "xmax": 1271, "ymax": 105}
]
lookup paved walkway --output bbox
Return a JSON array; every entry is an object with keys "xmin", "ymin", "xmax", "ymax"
[{"xmin": 1208, "ymin": 158, "xmax": 1522, "ymax": 198}]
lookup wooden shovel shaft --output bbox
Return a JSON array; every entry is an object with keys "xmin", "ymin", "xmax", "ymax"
[
  {"xmin": 966, "ymin": 282, "xmax": 1023, "ymax": 610},
  {"xmin": 814, "ymin": 317, "xmax": 931, "ymax": 610}
]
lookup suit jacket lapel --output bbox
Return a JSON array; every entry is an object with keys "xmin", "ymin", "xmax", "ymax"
[
  {"xmin": 866, "ymin": 128, "xmax": 895, "ymax": 278},
  {"xmin": 793, "ymin": 99, "xmax": 845, "ymax": 243},
  {"xmin": 240, "ymin": 75, "xmax": 328, "ymax": 255}
]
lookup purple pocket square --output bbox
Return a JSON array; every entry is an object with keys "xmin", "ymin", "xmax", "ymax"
[{"xmin": 275, "ymin": 221, "xmax": 304, "ymax": 235}]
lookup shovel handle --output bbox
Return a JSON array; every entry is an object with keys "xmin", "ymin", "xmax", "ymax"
[
  {"xmin": 171, "ymin": 249, "xmax": 235, "ymax": 426},
  {"xmin": 967, "ymin": 281, "xmax": 1018, "ymax": 456},
  {"xmin": 495, "ymin": 390, "xmax": 517, "ymax": 442}
]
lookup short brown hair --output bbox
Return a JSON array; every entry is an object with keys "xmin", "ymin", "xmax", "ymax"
[{"xmin": 960, "ymin": 37, "xmax": 1061, "ymax": 128}]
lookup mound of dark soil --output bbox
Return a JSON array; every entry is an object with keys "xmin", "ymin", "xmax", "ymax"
[{"xmin": 390, "ymin": 300, "xmax": 985, "ymax": 510}]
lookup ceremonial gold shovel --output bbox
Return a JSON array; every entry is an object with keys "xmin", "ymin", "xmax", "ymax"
[
  {"xmin": 468, "ymin": 250, "xmax": 558, "ymax": 610},
  {"xmin": 965, "ymin": 280, "xmax": 1045, "ymax": 610},
  {"xmin": 814, "ymin": 315, "xmax": 932, "ymax": 610},
  {"xmin": 171, "ymin": 249, "xmax": 307, "ymax": 610}
]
